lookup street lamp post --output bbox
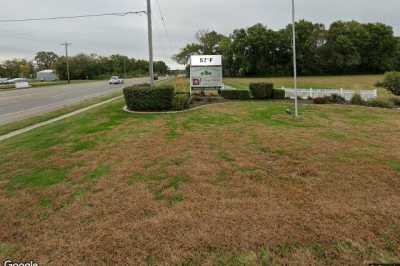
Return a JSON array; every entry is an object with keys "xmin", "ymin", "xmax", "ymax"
[{"xmin": 291, "ymin": 0, "xmax": 298, "ymax": 117}]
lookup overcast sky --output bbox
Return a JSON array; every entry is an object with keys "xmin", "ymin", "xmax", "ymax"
[{"xmin": 0, "ymin": 0, "xmax": 399, "ymax": 69}]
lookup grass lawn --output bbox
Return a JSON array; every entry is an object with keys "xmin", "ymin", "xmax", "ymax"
[
  {"xmin": 224, "ymin": 74, "xmax": 391, "ymax": 98},
  {"xmin": 0, "ymin": 95, "xmax": 399, "ymax": 265}
]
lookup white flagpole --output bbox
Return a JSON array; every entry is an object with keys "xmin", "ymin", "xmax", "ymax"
[{"xmin": 292, "ymin": 0, "xmax": 298, "ymax": 117}]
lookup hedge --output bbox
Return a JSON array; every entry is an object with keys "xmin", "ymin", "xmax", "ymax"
[
  {"xmin": 313, "ymin": 97, "xmax": 330, "ymax": 104},
  {"xmin": 249, "ymin": 83, "xmax": 273, "ymax": 99},
  {"xmin": 350, "ymin": 94, "xmax": 365, "ymax": 105},
  {"xmin": 272, "ymin": 89, "xmax": 285, "ymax": 99},
  {"xmin": 390, "ymin": 97, "xmax": 400, "ymax": 106},
  {"xmin": 367, "ymin": 98, "xmax": 395, "ymax": 109},
  {"xmin": 329, "ymin": 94, "xmax": 346, "ymax": 104},
  {"xmin": 221, "ymin": 90, "xmax": 251, "ymax": 100},
  {"xmin": 123, "ymin": 84, "xmax": 175, "ymax": 111},
  {"xmin": 381, "ymin": 72, "xmax": 400, "ymax": 96}
]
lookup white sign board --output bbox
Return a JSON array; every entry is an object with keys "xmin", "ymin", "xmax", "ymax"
[
  {"xmin": 15, "ymin": 81, "xmax": 30, "ymax": 89},
  {"xmin": 190, "ymin": 55, "xmax": 223, "ymax": 91},
  {"xmin": 190, "ymin": 55, "xmax": 222, "ymax": 67}
]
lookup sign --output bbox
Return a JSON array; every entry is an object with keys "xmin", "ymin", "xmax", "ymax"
[
  {"xmin": 191, "ymin": 66, "xmax": 223, "ymax": 88},
  {"xmin": 190, "ymin": 55, "xmax": 223, "ymax": 91},
  {"xmin": 15, "ymin": 81, "xmax": 30, "ymax": 89},
  {"xmin": 190, "ymin": 55, "xmax": 222, "ymax": 67}
]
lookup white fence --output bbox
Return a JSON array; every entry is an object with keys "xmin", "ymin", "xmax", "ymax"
[{"xmin": 283, "ymin": 87, "xmax": 378, "ymax": 101}]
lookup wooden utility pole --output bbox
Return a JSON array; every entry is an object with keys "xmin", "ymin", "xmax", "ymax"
[{"xmin": 61, "ymin": 42, "xmax": 72, "ymax": 84}]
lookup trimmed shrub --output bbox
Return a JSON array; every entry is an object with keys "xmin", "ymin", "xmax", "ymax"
[
  {"xmin": 350, "ymin": 94, "xmax": 366, "ymax": 105},
  {"xmin": 221, "ymin": 90, "xmax": 251, "ymax": 100},
  {"xmin": 381, "ymin": 72, "xmax": 400, "ymax": 96},
  {"xmin": 172, "ymin": 93, "xmax": 190, "ymax": 111},
  {"xmin": 313, "ymin": 97, "xmax": 330, "ymax": 104},
  {"xmin": 249, "ymin": 83, "xmax": 273, "ymax": 99},
  {"xmin": 123, "ymin": 84, "xmax": 175, "ymax": 111},
  {"xmin": 272, "ymin": 89, "xmax": 286, "ymax": 99},
  {"xmin": 390, "ymin": 97, "xmax": 400, "ymax": 106},
  {"xmin": 329, "ymin": 94, "xmax": 346, "ymax": 104},
  {"xmin": 367, "ymin": 98, "xmax": 395, "ymax": 109}
]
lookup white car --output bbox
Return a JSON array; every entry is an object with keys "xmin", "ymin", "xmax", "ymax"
[
  {"xmin": 109, "ymin": 76, "xmax": 124, "ymax": 85},
  {"xmin": 4, "ymin": 78, "xmax": 28, "ymax": 84}
]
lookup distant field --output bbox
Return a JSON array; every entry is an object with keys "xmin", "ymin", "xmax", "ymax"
[
  {"xmin": 161, "ymin": 75, "xmax": 390, "ymax": 98},
  {"xmin": 224, "ymin": 74, "xmax": 390, "ymax": 97}
]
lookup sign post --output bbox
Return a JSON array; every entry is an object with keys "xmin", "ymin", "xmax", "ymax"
[{"xmin": 189, "ymin": 55, "xmax": 223, "ymax": 94}]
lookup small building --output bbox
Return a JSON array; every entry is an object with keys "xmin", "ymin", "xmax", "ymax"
[{"xmin": 36, "ymin": 70, "xmax": 58, "ymax": 81}]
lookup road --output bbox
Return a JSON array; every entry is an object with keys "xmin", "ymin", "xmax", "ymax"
[{"xmin": 0, "ymin": 77, "xmax": 150, "ymax": 126}]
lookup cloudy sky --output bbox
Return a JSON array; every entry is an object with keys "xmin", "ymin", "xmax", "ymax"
[{"xmin": 0, "ymin": 0, "xmax": 399, "ymax": 69}]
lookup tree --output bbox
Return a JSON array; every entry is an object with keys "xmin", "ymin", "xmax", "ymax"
[
  {"xmin": 286, "ymin": 20, "xmax": 326, "ymax": 75},
  {"xmin": 361, "ymin": 23, "xmax": 398, "ymax": 73},
  {"xmin": 394, "ymin": 37, "xmax": 400, "ymax": 71},
  {"xmin": 173, "ymin": 43, "xmax": 203, "ymax": 65},
  {"xmin": 381, "ymin": 71, "xmax": 400, "ymax": 96},
  {"xmin": 35, "ymin": 51, "xmax": 59, "ymax": 71},
  {"xmin": 1, "ymin": 59, "xmax": 34, "ymax": 78},
  {"xmin": 54, "ymin": 53, "xmax": 168, "ymax": 80},
  {"xmin": 174, "ymin": 30, "xmax": 228, "ymax": 65},
  {"xmin": 154, "ymin": 61, "xmax": 169, "ymax": 75},
  {"xmin": 175, "ymin": 20, "xmax": 400, "ymax": 77}
]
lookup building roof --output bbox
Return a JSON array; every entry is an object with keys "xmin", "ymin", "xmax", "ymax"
[{"xmin": 37, "ymin": 69, "xmax": 55, "ymax": 74}]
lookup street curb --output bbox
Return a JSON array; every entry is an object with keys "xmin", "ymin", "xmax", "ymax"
[
  {"xmin": 122, "ymin": 102, "xmax": 228, "ymax": 115},
  {"xmin": 0, "ymin": 96, "xmax": 123, "ymax": 142}
]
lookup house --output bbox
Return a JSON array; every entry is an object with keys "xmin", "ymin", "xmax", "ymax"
[{"xmin": 36, "ymin": 70, "xmax": 58, "ymax": 81}]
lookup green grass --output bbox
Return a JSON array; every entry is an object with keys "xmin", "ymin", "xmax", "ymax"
[
  {"xmin": 0, "ymin": 243, "xmax": 17, "ymax": 257},
  {"xmin": 7, "ymin": 168, "xmax": 69, "ymax": 191},
  {"xmin": 0, "ymin": 82, "xmax": 399, "ymax": 265},
  {"xmin": 85, "ymin": 165, "xmax": 110, "ymax": 181},
  {"xmin": 388, "ymin": 160, "xmax": 400, "ymax": 173}
]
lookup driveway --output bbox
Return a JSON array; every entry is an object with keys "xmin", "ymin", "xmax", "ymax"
[{"xmin": 0, "ymin": 77, "xmax": 150, "ymax": 125}]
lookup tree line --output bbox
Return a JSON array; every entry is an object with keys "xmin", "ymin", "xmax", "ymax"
[
  {"xmin": 0, "ymin": 52, "xmax": 169, "ymax": 80},
  {"xmin": 175, "ymin": 20, "xmax": 400, "ymax": 77}
]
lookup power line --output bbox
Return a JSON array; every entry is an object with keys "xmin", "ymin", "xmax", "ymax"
[
  {"xmin": 154, "ymin": 0, "xmax": 174, "ymax": 53},
  {"xmin": 0, "ymin": 11, "xmax": 146, "ymax": 23}
]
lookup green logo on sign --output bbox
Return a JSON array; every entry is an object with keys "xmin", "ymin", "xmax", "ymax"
[{"xmin": 201, "ymin": 70, "xmax": 212, "ymax": 76}]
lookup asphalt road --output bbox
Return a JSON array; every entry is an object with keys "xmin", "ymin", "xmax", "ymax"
[{"xmin": 0, "ymin": 77, "xmax": 150, "ymax": 126}]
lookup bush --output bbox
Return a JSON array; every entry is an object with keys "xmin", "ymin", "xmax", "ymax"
[
  {"xmin": 249, "ymin": 83, "xmax": 273, "ymax": 99},
  {"xmin": 221, "ymin": 90, "xmax": 251, "ymax": 100},
  {"xmin": 172, "ymin": 93, "xmax": 190, "ymax": 111},
  {"xmin": 367, "ymin": 98, "xmax": 395, "ymax": 109},
  {"xmin": 329, "ymin": 94, "xmax": 346, "ymax": 104},
  {"xmin": 123, "ymin": 84, "xmax": 175, "ymax": 111},
  {"xmin": 313, "ymin": 97, "xmax": 330, "ymax": 104},
  {"xmin": 390, "ymin": 97, "xmax": 400, "ymax": 106},
  {"xmin": 381, "ymin": 72, "xmax": 400, "ymax": 96},
  {"xmin": 350, "ymin": 94, "xmax": 366, "ymax": 105},
  {"xmin": 272, "ymin": 89, "xmax": 286, "ymax": 99}
]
